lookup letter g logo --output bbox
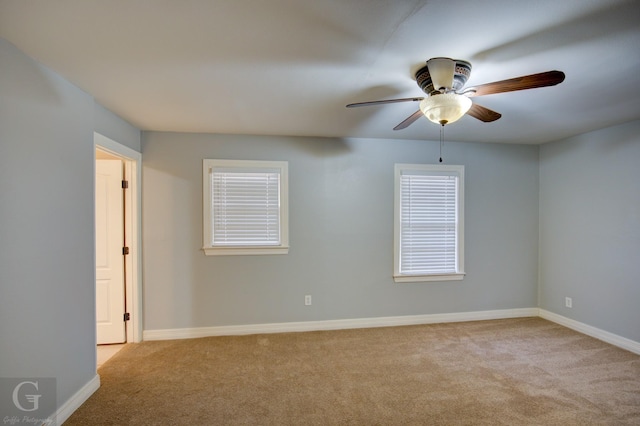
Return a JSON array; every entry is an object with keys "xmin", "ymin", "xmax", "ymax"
[{"xmin": 12, "ymin": 381, "xmax": 41, "ymax": 412}]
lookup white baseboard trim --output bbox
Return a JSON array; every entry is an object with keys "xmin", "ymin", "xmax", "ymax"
[
  {"xmin": 539, "ymin": 309, "xmax": 640, "ymax": 355},
  {"xmin": 143, "ymin": 308, "xmax": 640, "ymax": 355},
  {"xmin": 143, "ymin": 307, "xmax": 539, "ymax": 341},
  {"xmin": 55, "ymin": 374, "xmax": 100, "ymax": 425}
]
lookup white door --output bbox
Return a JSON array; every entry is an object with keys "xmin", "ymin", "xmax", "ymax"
[{"xmin": 96, "ymin": 159, "xmax": 126, "ymax": 344}]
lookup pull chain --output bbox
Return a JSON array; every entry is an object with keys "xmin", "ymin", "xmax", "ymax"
[{"xmin": 439, "ymin": 123, "xmax": 445, "ymax": 163}]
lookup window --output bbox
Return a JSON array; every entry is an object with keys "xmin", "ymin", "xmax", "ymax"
[
  {"xmin": 203, "ymin": 159, "xmax": 289, "ymax": 255},
  {"xmin": 394, "ymin": 164, "xmax": 464, "ymax": 282}
]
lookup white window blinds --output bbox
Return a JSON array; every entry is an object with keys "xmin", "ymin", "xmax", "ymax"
[
  {"xmin": 203, "ymin": 159, "xmax": 289, "ymax": 255},
  {"xmin": 395, "ymin": 164, "xmax": 464, "ymax": 281},
  {"xmin": 211, "ymin": 170, "xmax": 281, "ymax": 246}
]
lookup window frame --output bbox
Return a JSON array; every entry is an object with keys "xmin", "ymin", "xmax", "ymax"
[
  {"xmin": 393, "ymin": 163, "xmax": 465, "ymax": 282},
  {"xmin": 202, "ymin": 159, "xmax": 289, "ymax": 256}
]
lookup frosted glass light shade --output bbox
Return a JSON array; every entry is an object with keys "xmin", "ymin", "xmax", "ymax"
[
  {"xmin": 419, "ymin": 93, "xmax": 472, "ymax": 125},
  {"xmin": 427, "ymin": 57, "xmax": 455, "ymax": 91}
]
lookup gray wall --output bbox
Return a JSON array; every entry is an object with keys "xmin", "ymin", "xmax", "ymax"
[
  {"xmin": 539, "ymin": 120, "xmax": 640, "ymax": 342},
  {"xmin": 142, "ymin": 132, "xmax": 540, "ymax": 330},
  {"xmin": 0, "ymin": 38, "xmax": 140, "ymax": 413}
]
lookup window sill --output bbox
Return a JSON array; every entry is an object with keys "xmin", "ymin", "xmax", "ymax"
[
  {"xmin": 203, "ymin": 246, "xmax": 289, "ymax": 256},
  {"xmin": 393, "ymin": 273, "xmax": 465, "ymax": 283}
]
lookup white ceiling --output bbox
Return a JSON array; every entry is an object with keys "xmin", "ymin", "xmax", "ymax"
[{"xmin": 1, "ymin": 0, "xmax": 639, "ymax": 144}]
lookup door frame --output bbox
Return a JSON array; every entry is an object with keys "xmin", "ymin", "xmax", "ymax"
[{"xmin": 94, "ymin": 132, "xmax": 142, "ymax": 343}]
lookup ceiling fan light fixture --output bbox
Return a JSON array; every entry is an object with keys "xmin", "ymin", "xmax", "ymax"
[
  {"xmin": 426, "ymin": 57, "xmax": 455, "ymax": 91},
  {"xmin": 419, "ymin": 93, "xmax": 472, "ymax": 125}
]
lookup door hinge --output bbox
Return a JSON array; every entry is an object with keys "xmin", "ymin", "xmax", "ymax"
[
  {"xmin": 122, "ymin": 180, "xmax": 129, "ymax": 189},
  {"xmin": 122, "ymin": 246, "xmax": 130, "ymax": 255},
  {"xmin": 124, "ymin": 312, "xmax": 130, "ymax": 321}
]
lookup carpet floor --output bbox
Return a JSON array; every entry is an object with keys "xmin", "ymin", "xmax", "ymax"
[{"xmin": 66, "ymin": 317, "xmax": 640, "ymax": 425}]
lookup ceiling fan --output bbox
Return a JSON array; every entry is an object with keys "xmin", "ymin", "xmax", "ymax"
[{"xmin": 346, "ymin": 57, "xmax": 565, "ymax": 130}]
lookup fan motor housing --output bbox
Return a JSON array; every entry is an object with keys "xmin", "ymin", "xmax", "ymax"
[{"xmin": 416, "ymin": 59, "xmax": 472, "ymax": 95}]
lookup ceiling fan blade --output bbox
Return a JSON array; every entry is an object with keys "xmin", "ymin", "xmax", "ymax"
[
  {"xmin": 466, "ymin": 103, "xmax": 502, "ymax": 122},
  {"xmin": 346, "ymin": 97, "xmax": 423, "ymax": 108},
  {"xmin": 466, "ymin": 70, "xmax": 565, "ymax": 97},
  {"xmin": 393, "ymin": 110, "xmax": 423, "ymax": 130}
]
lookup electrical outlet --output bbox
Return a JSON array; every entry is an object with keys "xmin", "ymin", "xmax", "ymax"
[
  {"xmin": 304, "ymin": 295, "xmax": 312, "ymax": 306},
  {"xmin": 565, "ymin": 297, "xmax": 572, "ymax": 308}
]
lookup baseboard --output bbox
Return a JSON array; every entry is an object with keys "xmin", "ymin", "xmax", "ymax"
[
  {"xmin": 55, "ymin": 374, "xmax": 100, "ymax": 425},
  {"xmin": 539, "ymin": 309, "xmax": 640, "ymax": 355},
  {"xmin": 143, "ymin": 309, "xmax": 640, "ymax": 355},
  {"xmin": 143, "ymin": 307, "xmax": 539, "ymax": 341}
]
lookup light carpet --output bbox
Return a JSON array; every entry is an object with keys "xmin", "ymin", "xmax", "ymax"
[{"xmin": 66, "ymin": 317, "xmax": 640, "ymax": 425}]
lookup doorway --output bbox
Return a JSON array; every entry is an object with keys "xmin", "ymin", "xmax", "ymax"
[{"xmin": 94, "ymin": 133, "xmax": 142, "ymax": 368}]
